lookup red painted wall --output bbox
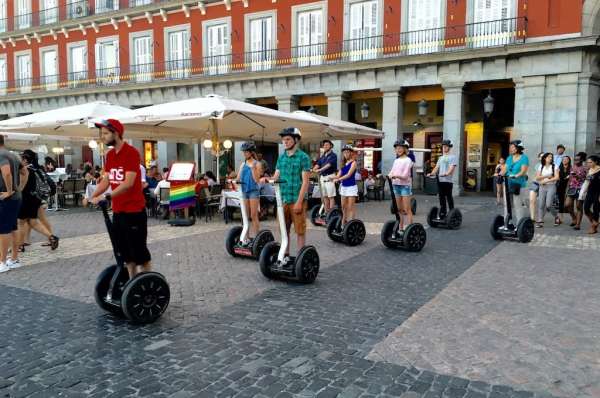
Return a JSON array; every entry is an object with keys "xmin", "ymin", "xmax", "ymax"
[{"xmin": 0, "ymin": 0, "xmax": 587, "ymax": 89}]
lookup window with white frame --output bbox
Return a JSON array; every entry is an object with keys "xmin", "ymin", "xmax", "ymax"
[
  {"xmin": 166, "ymin": 27, "xmax": 190, "ymax": 79},
  {"xmin": 95, "ymin": 0, "xmax": 118, "ymax": 14},
  {"xmin": 130, "ymin": 0, "xmax": 151, "ymax": 6},
  {"xmin": 0, "ymin": 57, "xmax": 7, "ymax": 95},
  {"xmin": 204, "ymin": 20, "xmax": 230, "ymax": 75},
  {"xmin": 15, "ymin": 53, "xmax": 31, "ymax": 93},
  {"xmin": 40, "ymin": 0, "xmax": 58, "ymax": 25},
  {"xmin": 68, "ymin": 44, "xmax": 87, "ymax": 87},
  {"xmin": 16, "ymin": 0, "xmax": 32, "ymax": 29},
  {"xmin": 131, "ymin": 34, "xmax": 153, "ymax": 82},
  {"xmin": 0, "ymin": 0, "xmax": 7, "ymax": 33},
  {"xmin": 294, "ymin": 5, "xmax": 325, "ymax": 67},
  {"xmin": 95, "ymin": 38, "xmax": 119, "ymax": 85},
  {"xmin": 404, "ymin": 0, "xmax": 444, "ymax": 55},
  {"xmin": 470, "ymin": 0, "xmax": 516, "ymax": 47},
  {"xmin": 347, "ymin": 0, "xmax": 380, "ymax": 61},
  {"xmin": 41, "ymin": 48, "xmax": 58, "ymax": 90},
  {"xmin": 246, "ymin": 13, "xmax": 275, "ymax": 71}
]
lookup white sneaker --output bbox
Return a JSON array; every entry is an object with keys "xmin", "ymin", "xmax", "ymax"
[
  {"xmin": 0, "ymin": 263, "xmax": 10, "ymax": 273},
  {"xmin": 7, "ymin": 259, "xmax": 22, "ymax": 269}
]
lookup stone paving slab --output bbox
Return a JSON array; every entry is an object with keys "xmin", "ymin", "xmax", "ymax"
[{"xmin": 367, "ymin": 242, "xmax": 600, "ymax": 398}]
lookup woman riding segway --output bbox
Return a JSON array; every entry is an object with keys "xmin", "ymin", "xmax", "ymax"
[
  {"xmin": 225, "ymin": 142, "xmax": 274, "ymax": 258},
  {"xmin": 327, "ymin": 145, "xmax": 366, "ymax": 246}
]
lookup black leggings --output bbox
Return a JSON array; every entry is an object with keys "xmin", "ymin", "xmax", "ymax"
[
  {"xmin": 438, "ymin": 182, "xmax": 454, "ymax": 217},
  {"xmin": 584, "ymin": 190, "xmax": 600, "ymax": 222}
]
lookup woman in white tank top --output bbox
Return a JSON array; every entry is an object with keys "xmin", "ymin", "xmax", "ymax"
[{"xmin": 535, "ymin": 153, "xmax": 559, "ymax": 227}]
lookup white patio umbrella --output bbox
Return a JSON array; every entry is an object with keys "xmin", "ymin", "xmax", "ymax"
[
  {"xmin": 112, "ymin": 95, "xmax": 384, "ymax": 143},
  {"xmin": 0, "ymin": 101, "xmax": 133, "ymax": 139}
]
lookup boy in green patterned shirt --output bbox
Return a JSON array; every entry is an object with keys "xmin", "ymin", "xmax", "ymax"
[{"xmin": 263, "ymin": 127, "xmax": 311, "ymax": 256}]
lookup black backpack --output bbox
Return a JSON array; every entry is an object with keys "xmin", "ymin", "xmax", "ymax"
[{"xmin": 32, "ymin": 168, "xmax": 56, "ymax": 200}]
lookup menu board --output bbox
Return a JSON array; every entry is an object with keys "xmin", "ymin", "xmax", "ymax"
[{"xmin": 167, "ymin": 163, "xmax": 195, "ymax": 182}]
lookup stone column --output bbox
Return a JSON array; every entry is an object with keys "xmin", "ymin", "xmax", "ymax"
[
  {"xmin": 326, "ymin": 91, "xmax": 349, "ymax": 164},
  {"xmin": 514, "ymin": 76, "xmax": 546, "ymax": 181},
  {"xmin": 576, "ymin": 74, "xmax": 600, "ymax": 155},
  {"xmin": 193, "ymin": 143, "xmax": 201, "ymax": 174},
  {"xmin": 381, "ymin": 88, "xmax": 404, "ymax": 174},
  {"xmin": 276, "ymin": 95, "xmax": 299, "ymax": 113},
  {"xmin": 158, "ymin": 141, "xmax": 177, "ymax": 170},
  {"xmin": 442, "ymin": 82, "xmax": 466, "ymax": 196}
]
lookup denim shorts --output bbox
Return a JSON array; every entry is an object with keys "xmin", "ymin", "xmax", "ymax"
[
  {"xmin": 242, "ymin": 190, "xmax": 260, "ymax": 200},
  {"xmin": 393, "ymin": 185, "xmax": 412, "ymax": 197}
]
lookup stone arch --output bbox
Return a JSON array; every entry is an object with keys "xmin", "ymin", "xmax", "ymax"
[{"xmin": 583, "ymin": 0, "xmax": 600, "ymax": 35}]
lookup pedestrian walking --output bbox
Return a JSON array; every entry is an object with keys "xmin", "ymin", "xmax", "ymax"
[
  {"xmin": 0, "ymin": 135, "xmax": 27, "ymax": 272},
  {"xmin": 17, "ymin": 150, "xmax": 60, "ymax": 257},
  {"xmin": 535, "ymin": 153, "xmax": 559, "ymax": 228},
  {"xmin": 565, "ymin": 152, "xmax": 587, "ymax": 230},
  {"xmin": 555, "ymin": 155, "xmax": 571, "ymax": 226},
  {"xmin": 493, "ymin": 157, "xmax": 505, "ymax": 205},
  {"xmin": 583, "ymin": 154, "xmax": 600, "ymax": 234},
  {"xmin": 529, "ymin": 152, "xmax": 544, "ymax": 221}
]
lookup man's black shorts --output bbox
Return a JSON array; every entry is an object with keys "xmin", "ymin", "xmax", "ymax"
[{"xmin": 112, "ymin": 211, "xmax": 151, "ymax": 265}]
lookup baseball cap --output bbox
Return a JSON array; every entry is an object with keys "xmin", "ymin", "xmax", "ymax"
[{"xmin": 94, "ymin": 118, "xmax": 124, "ymax": 138}]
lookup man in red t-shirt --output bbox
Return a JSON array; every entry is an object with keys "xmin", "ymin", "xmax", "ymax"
[{"xmin": 90, "ymin": 119, "xmax": 151, "ymax": 278}]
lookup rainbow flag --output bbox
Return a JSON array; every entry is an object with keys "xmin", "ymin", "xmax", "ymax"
[{"xmin": 169, "ymin": 182, "xmax": 196, "ymax": 211}]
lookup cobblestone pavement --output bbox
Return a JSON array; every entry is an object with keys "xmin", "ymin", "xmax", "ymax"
[{"xmin": 0, "ymin": 195, "xmax": 592, "ymax": 397}]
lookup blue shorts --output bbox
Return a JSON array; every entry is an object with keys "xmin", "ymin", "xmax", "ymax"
[
  {"xmin": 0, "ymin": 198, "xmax": 21, "ymax": 234},
  {"xmin": 393, "ymin": 185, "xmax": 412, "ymax": 197},
  {"xmin": 242, "ymin": 190, "xmax": 260, "ymax": 200}
]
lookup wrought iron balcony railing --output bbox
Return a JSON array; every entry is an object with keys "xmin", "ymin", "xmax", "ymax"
[{"xmin": 0, "ymin": 17, "xmax": 527, "ymax": 97}]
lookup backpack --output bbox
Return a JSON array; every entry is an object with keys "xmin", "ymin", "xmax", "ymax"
[{"xmin": 33, "ymin": 168, "xmax": 55, "ymax": 200}]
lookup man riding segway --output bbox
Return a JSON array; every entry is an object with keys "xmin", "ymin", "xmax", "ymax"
[{"xmin": 426, "ymin": 139, "xmax": 462, "ymax": 229}]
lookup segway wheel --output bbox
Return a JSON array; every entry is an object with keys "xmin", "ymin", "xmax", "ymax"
[
  {"xmin": 258, "ymin": 241, "xmax": 280, "ymax": 279},
  {"xmin": 381, "ymin": 220, "xmax": 399, "ymax": 249},
  {"xmin": 252, "ymin": 230, "xmax": 275, "ymax": 259},
  {"xmin": 326, "ymin": 208, "xmax": 341, "ymax": 225},
  {"xmin": 427, "ymin": 207, "xmax": 439, "ymax": 228},
  {"xmin": 121, "ymin": 272, "xmax": 170, "ymax": 324},
  {"xmin": 447, "ymin": 208, "xmax": 463, "ymax": 230},
  {"xmin": 225, "ymin": 226, "xmax": 243, "ymax": 257},
  {"xmin": 411, "ymin": 198, "xmax": 417, "ymax": 215},
  {"xmin": 403, "ymin": 224, "xmax": 427, "ymax": 252},
  {"xmin": 327, "ymin": 216, "xmax": 344, "ymax": 242},
  {"xmin": 343, "ymin": 220, "xmax": 366, "ymax": 246},
  {"xmin": 295, "ymin": 246, "xmax": 319, "ymax": 284},
  {"xmin": 94, "ymin": 265, "xmax": 129, "ymax": 317},
  {"xmin": 309, "ymin": 205, "xmax": 322, "ymax": 227},
  {"xmin": 517, "ymin": 217, "xmax": 535, "ymax": 243},
  {"xmin": 490, "ymin": 215, "xmax": 504, "ymax": 240}
]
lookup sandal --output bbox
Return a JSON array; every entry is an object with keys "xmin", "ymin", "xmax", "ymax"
[
  {"xmin": 536, "ymin": 222, "xmax": 544, "ymax": 228},
  {"xmin": 18, "ymin": 245, "xmax": 26, "ymax": 253},
  {"xmin": 48, "ymin": 235, "xmax": 60, "ymax": 250},
  {"xmin": 574, "ymin": 225, "xmax": 581, "ymax": 230}
]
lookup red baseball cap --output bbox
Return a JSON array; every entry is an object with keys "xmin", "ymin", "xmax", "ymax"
[{"xmin": 94, "ymin": 118, "xmax": 124, "ymax": 138}]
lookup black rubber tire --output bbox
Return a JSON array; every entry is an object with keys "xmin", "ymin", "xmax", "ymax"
[
  {"xmin": 310, "ymin": 205, "xmax": 322, "ymax": 226},
  {"xmin": 490, "ymin": 215, "xmax": 504, "ymax": 240},
  {"xmin": 225, "ymin": 226, "xmax": 243, "ymax": 257},
  {"xmin": 517, "ymin": 217, "xmax": 535, "ymax": 243},
  {"xmin": 295, "ymin": 246, "xmax": 319, "ymax": 284},
  {"xmin": 380, "ymin": 220, "xmax": 398, "ymax": 249},
  {"xmin": 326, "ymin": 208, "xmax": 341, "ymax": 225},
  {"xmin": 403, "ymin": 223, "xmax": 427, "ymax": 252},
  {"xmin": 327, "ymin": 216, "xmax": 343, "ymax": 242},
  {"xmin": 343, "ymin": 220, "xmax": 366, "ymax": 246},
  {"xmin": 94, "ymin": 264, "xmax": 128, "ymax": 317},
  {"xmin": 427, "ymin": 207, "xmax": 439, "ymax": 228},
  {"xmin": 121, "ymin": 272, "xmax": 170, "ymax": 324},
  {"xmin": 258, "ymin": 241, "xmax": 279, "ymax": 279},
  {"xmin": 411, "ymin": 198, "xmax": 417, "ymax": 215},
  {"xmin": 252, "ymin": 230, "xmax": 275, "ymax": 259},
  {"xmin": 447, "ymin": 208, "xmax": 462, "ymax": 230}
]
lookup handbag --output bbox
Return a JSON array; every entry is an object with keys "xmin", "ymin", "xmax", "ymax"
[
  {"xmin": 579, "ymin": 180, "xmax": 590, "ymax": 201},
  {"xmin": 566, "ymin": 187, "xmax": 579, "ymax": 197},
  {"xmin": 508, "ymin": 180, "xmax": 521, "ymax": 195}
]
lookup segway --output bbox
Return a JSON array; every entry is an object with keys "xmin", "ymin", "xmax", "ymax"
[
  {"xmin": 381, "ymin": 177, "xmax": 427, "ymax": 251},
  {"xmin": 426, "ymin": 176, "xmax": 462, "ymax": 229},
  {"xmin": 310, "ymin": 175, "xmax": 341, "ymax": 227},
  {"xmin": 490, "ymin": 176, "xmax": 534, "ymax": 243},
  {"xmin": 326, "ymin": 182, "xmax": 366, "ymax": 246},
  {"xmin": 94, "ymin": 201, "xmax": 170, "ymax": 323},
  {"xmin": 259, "ymin": 180, "xmax": 319, "ymax": 283},
  {"xmin": 225, "ymin": 182, "xmax": 274, "ymax": 259}
]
